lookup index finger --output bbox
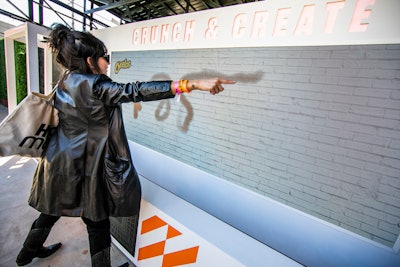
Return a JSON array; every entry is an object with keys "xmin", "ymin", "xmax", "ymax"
[{"xmin": 218, "ymin": 79, "xmax": 236, "ymax": 84}]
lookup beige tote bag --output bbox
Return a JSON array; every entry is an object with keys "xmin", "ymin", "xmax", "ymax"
[{"xmin": 0, "ymin": 89, "xmax": 58, "ymax": 157}]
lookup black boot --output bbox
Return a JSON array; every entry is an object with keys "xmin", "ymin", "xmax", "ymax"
[
  {"xmin": 91, "ymin": 246, "xmax": 111, "ymax": 267},
  {"xmin": 16, "ymin": 226, "xmax": 62, "ymax": 266}
]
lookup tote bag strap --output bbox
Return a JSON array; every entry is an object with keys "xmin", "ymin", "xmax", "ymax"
[{"xmin": 31, "ymin": 86, "xmax": 57, "ymax": 102}]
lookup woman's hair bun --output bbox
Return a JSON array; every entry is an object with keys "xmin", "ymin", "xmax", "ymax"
[
  {"xmin": 47, "ymin": 23, "xmax": 107, "ymax": 73},
  {"xmin": 48, "ymin": 23, "xmax": 71, "ymax": 52}
]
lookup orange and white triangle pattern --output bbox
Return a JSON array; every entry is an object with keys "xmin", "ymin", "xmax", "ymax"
[
  {"xmin": 136, "ymin": 200, "xmax": 245, "ymax": 267},
  {"xmin": 138, "ymin": 215, "xmax": 199, "ymax": 267}
]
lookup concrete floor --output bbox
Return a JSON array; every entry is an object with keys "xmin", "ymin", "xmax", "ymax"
[{"xmin": 0, "ymin": 104, "xmax": 133, "ymax": 267}]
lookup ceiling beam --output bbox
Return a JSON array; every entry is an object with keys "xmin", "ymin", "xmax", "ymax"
[
  {"xmin": 48, "ymin": 0, "xmax": 109, "ymax": 28},
  {"xmin": 5, "ymin": 0, "xmax": 31, "ymax": 21},
  {"xmin": 163, "ymin": 2, "xmax": 178, "ymax": 15},
  {"xmin": 123, "ymin": 4, "xmax": 134, "ymax": 22},
  {"xmin": 202, "ymin": 0, "xmax": 221, "ymax": 8},
  {"xmin": 85, "ymin": 0, "xmax": 140, "ymax": 14},
  {"xmin": 0, "ymin": 8, "xmax": 31, "ymax": 23},
  {"xmin": 185, "ymin": 0, "xmax": 190, "ymax": 13}
]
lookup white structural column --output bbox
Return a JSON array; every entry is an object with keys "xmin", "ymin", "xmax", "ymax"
[{"xmin": 4, "ymin": 22, "xmax": 51, "ymax": 113}]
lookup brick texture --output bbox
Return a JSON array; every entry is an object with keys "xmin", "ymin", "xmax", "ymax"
[{"xmin": 110, "ymin": 45, "xmax": 400, "ymax": 247}]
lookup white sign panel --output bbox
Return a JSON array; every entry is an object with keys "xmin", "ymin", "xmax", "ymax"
[
  {"xmin": 134, "ymin": 200, "xmax": 245, "ymax": 267},
  {"xmin": 93, "ymin": 0, "xmax": 400, "ymax": 51}
]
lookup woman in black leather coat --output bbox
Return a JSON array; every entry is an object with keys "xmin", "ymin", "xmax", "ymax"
[{"xmin": 16, "ymin": 24, "xmax": 235, "ymax": 267}]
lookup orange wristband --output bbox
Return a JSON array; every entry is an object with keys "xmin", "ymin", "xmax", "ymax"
[
  {"xmin": 184, "ymin": 80, "xmax": 190, "ymax": 92},
  {"xmin": 180, "ymin": 79, "xmax": 190, "ymax": 93}
]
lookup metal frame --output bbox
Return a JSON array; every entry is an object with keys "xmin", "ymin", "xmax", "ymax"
[{"xmin": 1, "ymin": 0, "xmax": 255, "ymax": 30}]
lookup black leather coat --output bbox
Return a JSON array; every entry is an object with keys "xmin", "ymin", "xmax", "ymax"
[{"xmin": 28, "ymin": 73, "xmax": 174, "ymax": 221}]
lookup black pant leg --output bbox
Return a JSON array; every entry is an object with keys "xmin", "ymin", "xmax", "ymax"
[
  {"xmin": 81, "ymin": 217, "xmax": 111, "ymax": 256},
  {"xmin": 32, "ymin": 213, "xmax": 60, "ymax": 229}
]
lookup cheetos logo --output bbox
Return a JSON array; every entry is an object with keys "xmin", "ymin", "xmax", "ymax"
[
  {"xmin": 138, "ymin": 215, "xmax": 199, "ymax": 266},
  {"xmin": 114, "ymin": 59, "xmax": 131, "ymax": 74}
]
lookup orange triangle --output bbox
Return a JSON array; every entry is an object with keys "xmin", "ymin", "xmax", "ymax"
[
  {"xmin": 138, "ymin": 240, "xmax": 166, "ymax": 260},
  {"xmin": 162, "ymin": 246, "xmax": 199, "ymax": 267},
  {"xmin": 166, "ymin": 225, "xmax": 181, "ymax": 239},
  {"xmin": 141, "ymin": 216, "xmax": 167, "ymax": 234}
]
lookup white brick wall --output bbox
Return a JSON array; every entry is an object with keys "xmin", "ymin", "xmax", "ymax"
[{"xmin": 111, "ymin": 45, "xmax": 400, "ymax": 247}]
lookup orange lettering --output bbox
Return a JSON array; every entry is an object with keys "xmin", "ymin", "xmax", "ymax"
[
  {"xmin": 273, "ymin": 8, "xmax": 291, "ymax": 36},
  {"xmin": 160, "ymin": 24, "xmax": 169, "ymax": 43},
  {"xmin": 150, "ymin": 26, "xmax": 158, "ymax": 44},
  {"xmin": 184, "ymin": 20, "xmax": 196, "ymax": 42},
  {"xmin": 205, "ymin": 17, "xmax": 219, "ymax": 39},
  {"xmin": 251, "ymin": 11, "xmax": 269, "ymax": 38},
  {"xmin": 232, "ymin": 13, "xmax": 247, "ymax": 39},
  {"xmin": 141, "ymin": 27, "xmax": 148, "ymax": 44},
  {"xmin": 324, "ymin": 1, "xmax": 345, "ymax": 34},
  {"xmin": 132, "ymin": 28, "xmax": 141, "ymax": 44},
  {"xmin": 172, "ymin": 22, "xmax": 182, "ymax": 42},
  {"xmin": 294, "ymin": 5, "xmax": 315, "ymax": 36},
  {"xmin": 349, "ymin": 0, "xmax": 376, "ymax": 32}
]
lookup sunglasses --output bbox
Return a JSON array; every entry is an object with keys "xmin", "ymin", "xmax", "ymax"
[{"xmin": 102, "ymin": 54, "xmax": 110, "ymax": 63}]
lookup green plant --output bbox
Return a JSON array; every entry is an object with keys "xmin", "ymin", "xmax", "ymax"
[
  {"xmin": 0, "ymin": 40, "xmax": 6, "ymax": 102},
  {"xmin": 14, "ymin": 41, "xmax": 27, "ymax": 104}
]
